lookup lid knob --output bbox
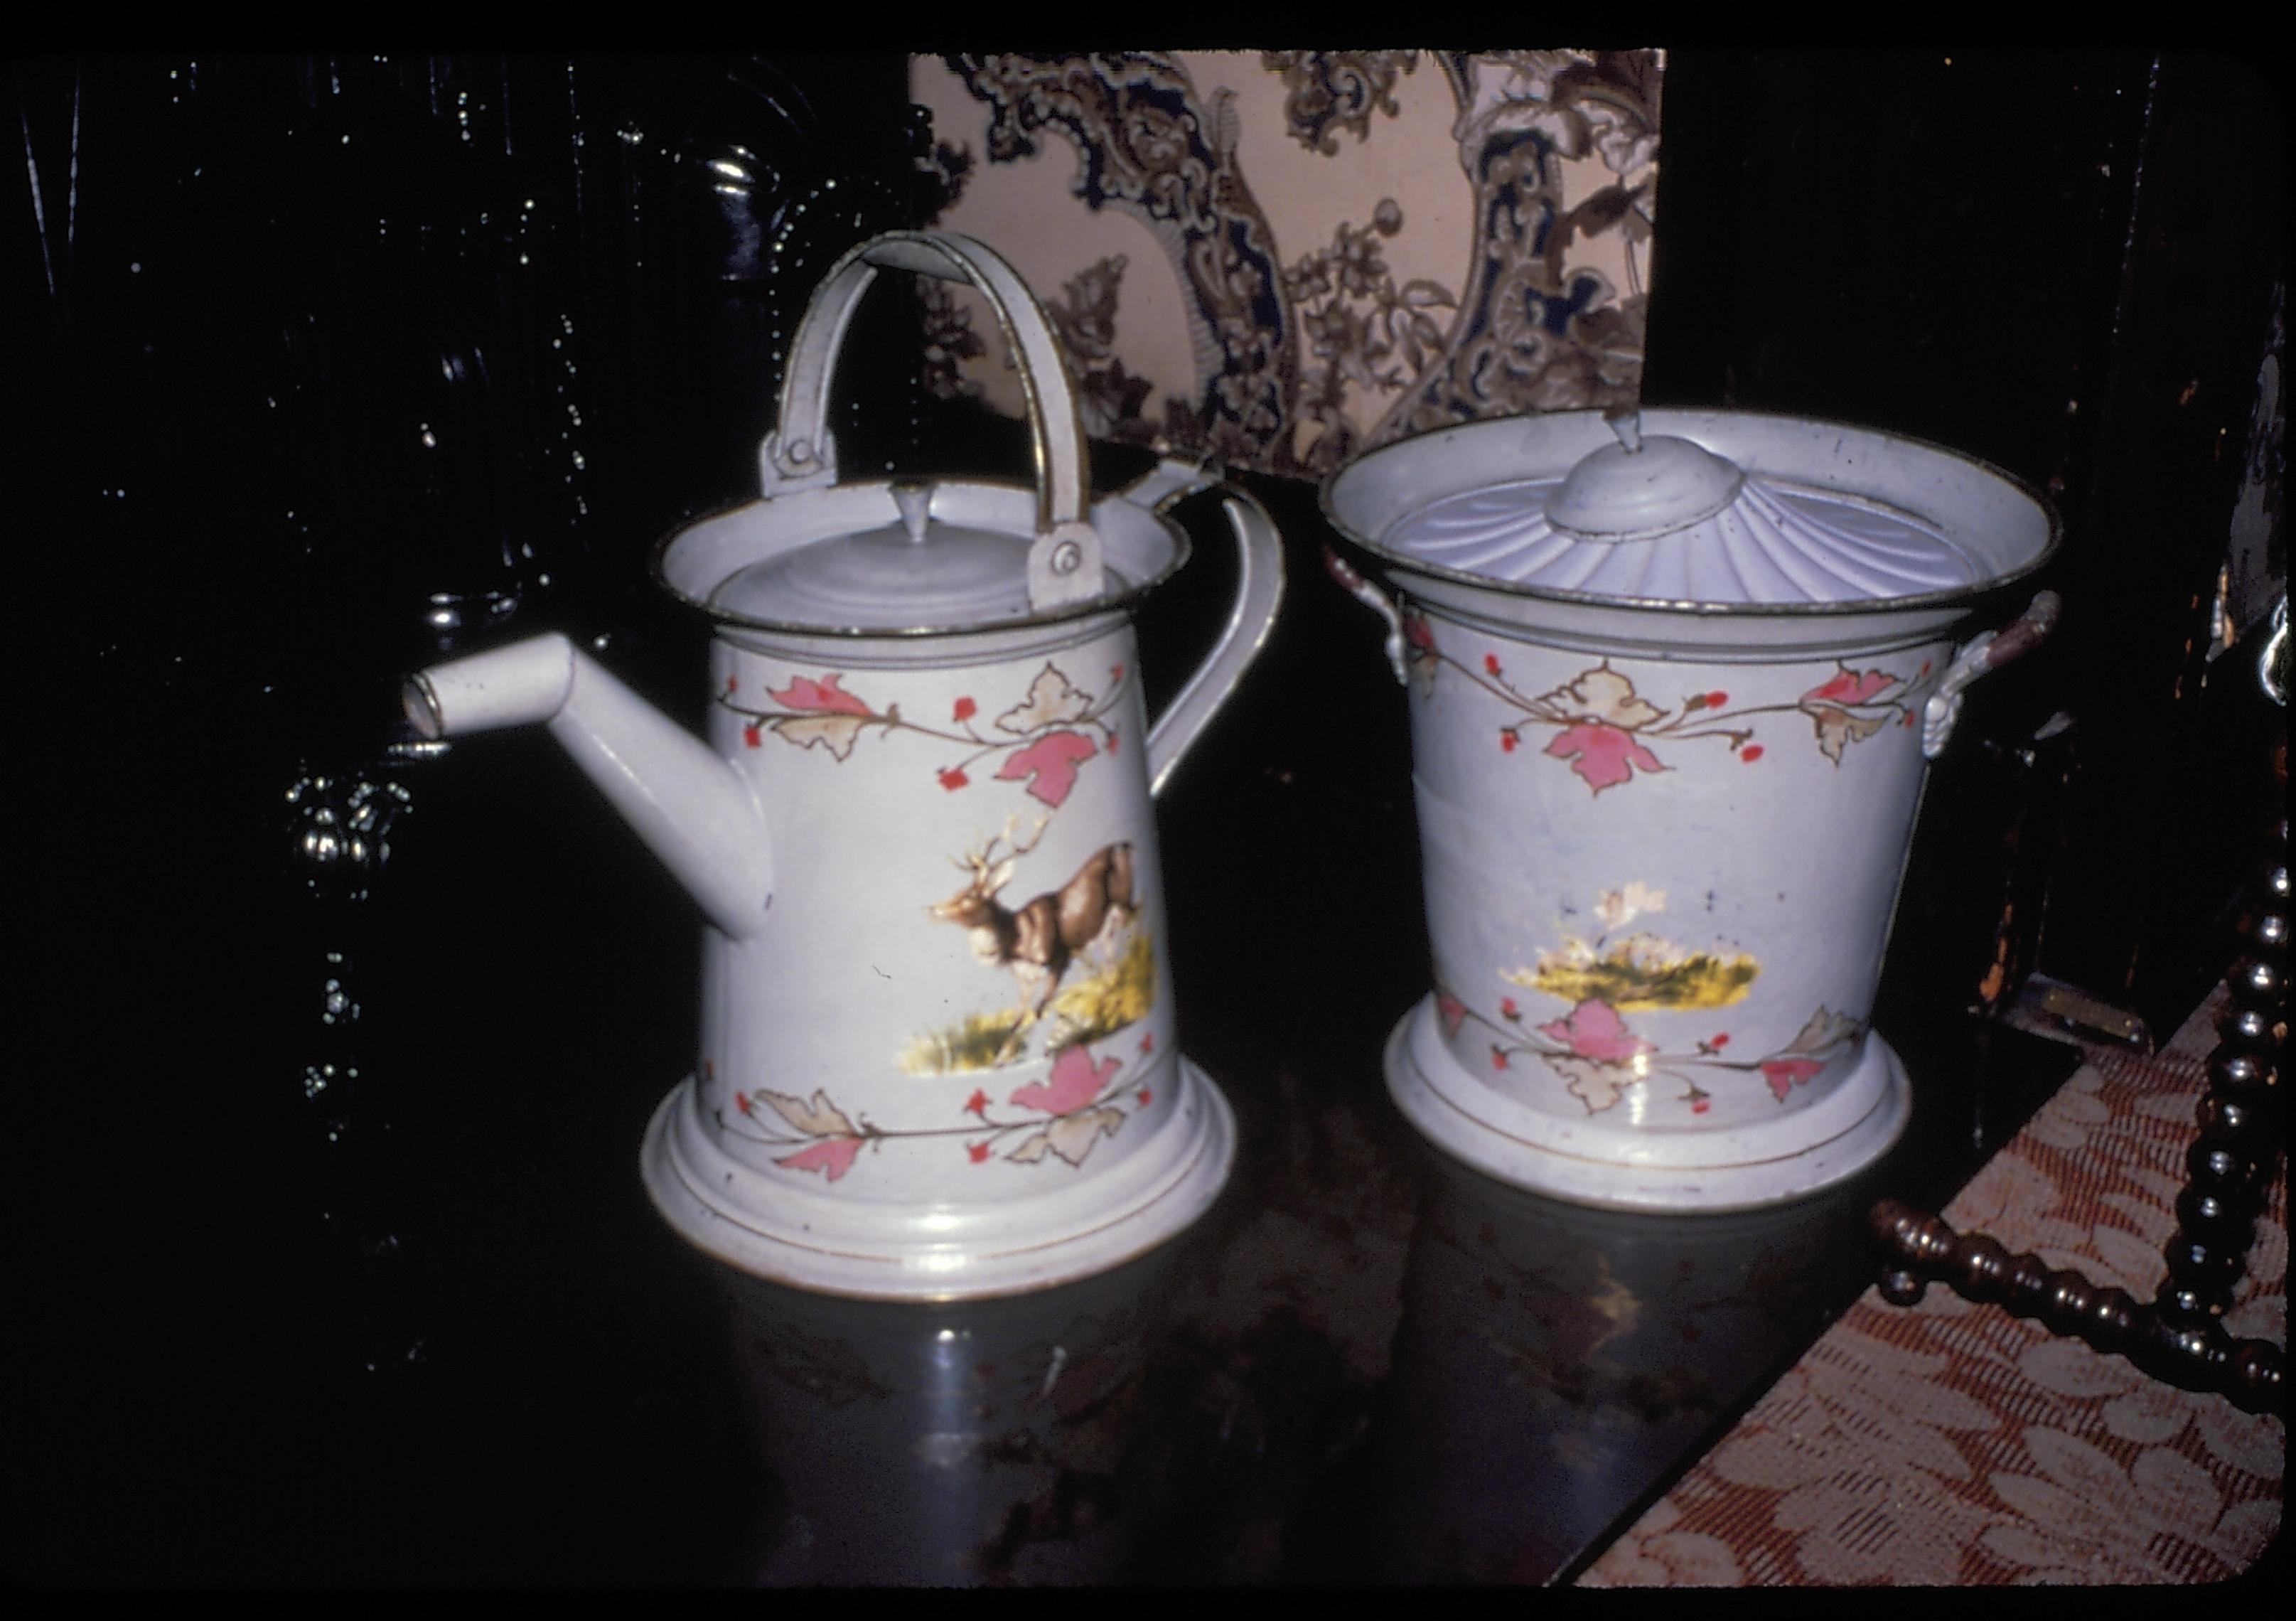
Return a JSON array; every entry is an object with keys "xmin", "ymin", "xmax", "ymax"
[
  {"xmin": 1543, "ymin": 414, "xmax": 1748, "ymax": 543},
  {"xmin": 893, "ymin": 480, "xmax": 934, "ymax": 545}
]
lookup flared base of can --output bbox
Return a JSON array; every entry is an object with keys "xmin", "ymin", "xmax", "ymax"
[
  {"xmin": 1383, "ymin": 995, "xmax": 1910, "ymax": 1213},
  {"xmin": 640, "ymin": 1059, "xmax": 1236, "ymax": 1302}
]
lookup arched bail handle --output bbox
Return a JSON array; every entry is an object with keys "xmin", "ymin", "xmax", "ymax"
[{"xmin": 758, "ymin": 230, "xmax": 1103, "ymax": 608}]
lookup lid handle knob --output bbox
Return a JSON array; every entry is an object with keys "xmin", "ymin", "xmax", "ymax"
[
  {"xmin": 892, "ymin": 480, "xmax": 934, "ymax": 545},
  {"xmin": 761, "ymin": 230, "xmax": 1105, "ymax": 612},
  {"xmin": 1544, "ymin": 425, "xmax": 1747, "ymax": 544}
]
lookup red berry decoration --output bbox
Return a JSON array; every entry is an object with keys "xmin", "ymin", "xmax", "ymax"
[
  {"xmin": 1740, "ymin": 744, "xmax": 1764, "ymax": 763},
  {"xmin": 953, "ymin": 696, "xmax": 977, "ymax": 722}
]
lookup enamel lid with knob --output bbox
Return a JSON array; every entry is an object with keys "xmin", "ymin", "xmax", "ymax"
[
  {"xmin": 655, "ymin": 231, "xmax": 1189, "ymax": 638},
  {"xmin": 1326, "ymin": 407, "xmax": 2060, "ymax": 621}
]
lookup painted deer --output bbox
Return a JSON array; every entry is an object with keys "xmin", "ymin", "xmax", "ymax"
[{"xmin": 930, "ymin": 813, "xmax": 1138, "ymax": 1037}]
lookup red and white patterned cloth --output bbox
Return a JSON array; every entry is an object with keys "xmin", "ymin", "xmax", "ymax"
[{"xmin": 1579, "ymin": 986, "xmax": 2286, "ymax": 1585}]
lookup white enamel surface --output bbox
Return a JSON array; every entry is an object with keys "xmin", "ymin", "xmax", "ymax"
[
  {"xmin": 1397, "ymin": 619, "xmax": 1948, "ymax": 1206},
  {"xmin": 402, "ymin": 631, "xmax": 575, "ymax": 736},
  {"xmin": 1398, "ymin": 474, "xmax": 1979, "ymax": 604},
  {"xmin": 410, "ymin": 491, "xmax": 1280, "ymax": 1298},
  {"xmin": 1543, "ymin": 432, "xmax": 1747, "ymax": 541},
  {"xmin": 643, "ymin": 1057, "xmax": 1235, "ymax": 1300},
  {"xmin": 408, "ymin": 228, "xmax": 1286, "ymax": 1296},
  {"xmin": 1385, "ymin": 1002, "xmax": 1910, "ymax": 1212},
  {"xmin": 407, "ymin": 633, "xmax": 773, "ymax": 941},
  {"xmin": 745, "ymin": 229, "xmax": 1118, "ymax": 625},
  {"xmin": 1325, "ymin": 406, "xmax": 2057, "ymax": 623},
  {"xmin": 694, "ymin": 619, "xmax": 1177, "ymax": 1198},
  {"xmin": 1319, "ymin": 406, "xmax": 2056, "ymax": 1211},
  {"xmin": 660, "ymin": 479, "xmax": 1183, "ymax": 636},
  {"xmin": 1144, "ymin": 495, "xmax": 1286, "ymax": 796}
]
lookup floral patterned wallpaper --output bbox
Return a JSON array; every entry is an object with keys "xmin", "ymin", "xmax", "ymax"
[{"xmin": 909, "ymin": 50, "xmax": 1663, "ymax": 480}]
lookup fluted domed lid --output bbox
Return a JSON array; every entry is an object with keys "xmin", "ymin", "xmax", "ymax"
[{"xmin": 1369, "ymin": 412, "xmax": 1990, "ymax": 607}]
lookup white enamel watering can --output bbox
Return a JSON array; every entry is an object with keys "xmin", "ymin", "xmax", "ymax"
[
  {"xmin": 1324, "ymin": 407, "xmax": 2059, "ymax": 1212},
  {"xmin": 404, "ymin": 230, "xmax": 1284, "ymax": 1299}
]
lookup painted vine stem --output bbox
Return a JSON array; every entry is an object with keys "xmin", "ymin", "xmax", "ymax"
[
  {"xmin": 716, "ymin": 659, "xmax": 1129, "ymax": 808},
  {"xmin": 1401, "ymin": 610, "xmax": 1937, "ymax": 794},
  {"xmin": 1436, "ymin": 983, "xmax": 1863, "ymax": 1117},
  {"xmin": 714, "ymin": 1033, "xmax": 1159, "ymax": 1183}
]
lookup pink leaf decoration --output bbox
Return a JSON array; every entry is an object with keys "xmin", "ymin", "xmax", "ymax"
[
  {"xmin": 1801, "ymin": 668, "xmax": 1897, "ymax": 707},
  {"xmin": 768, "ymin": 673, "xmax": 871, "ymax": 715},
  {"xmin": 1538, "ymin": 999, "xmax": 1656, "ymax": 1064},
  {"xmin": 995, "ymin": 730, "xmax": 1100, "ymax": 807},
  {"xmin": 1543, "ymin": 723, "xmax": 1667, "ymax": 793},
  {"xmin": 1437, "ymin": 993, "xmax": 1467, "ymax": 1035},
  {"xmin": 1759, "ymin": 1058, "xmax": 1825, "ymax": 1101},
  {"xmin": 776, "ymin": 1138, "xmax": 862, "ymax": 1182},
  {"xmin": 1009, "ymin": 1044, "xmax": 1120, "ymax": 1115}
]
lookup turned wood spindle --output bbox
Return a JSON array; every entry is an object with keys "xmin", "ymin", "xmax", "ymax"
[{"xmin": 1869, "ymin": 739, "xmax": 2286, "ymax": 1417}]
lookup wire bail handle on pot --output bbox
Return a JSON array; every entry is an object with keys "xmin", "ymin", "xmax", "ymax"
[{"xmin": 757, "ymin": 229, "xmax": 1106, "ymax": 613}]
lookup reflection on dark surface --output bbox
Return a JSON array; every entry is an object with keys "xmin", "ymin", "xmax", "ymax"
[
  {"xmin": 718, "ymin": 1238, "xmax": 1191, "ymax": 1586},
  {"xmin": 1373, "ymin": 1147, "xmax": 1890, "ymax": 1583}
]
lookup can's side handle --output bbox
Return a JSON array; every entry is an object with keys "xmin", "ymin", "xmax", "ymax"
[
  {"xmin": 1324, "ymin": 546, "xmax": 1409, "ymax": 685},
  {"xmin": 1923, "ymin": 590, "xmax": 2062, "ymax": 759}
]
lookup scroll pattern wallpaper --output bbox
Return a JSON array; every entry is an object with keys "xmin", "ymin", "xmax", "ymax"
[{"xmin": 910, "ymin": 50, "xmax": 1663, "ymax": 478}]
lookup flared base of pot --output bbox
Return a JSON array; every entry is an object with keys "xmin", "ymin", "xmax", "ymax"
[
  {"xmin": 1383, "ymin": 996, "xmax": 1910, "ymax": 1213},
  {"xmin": 640, "ymin": 1060, "xmax": 1235, "ymax": 1302}
]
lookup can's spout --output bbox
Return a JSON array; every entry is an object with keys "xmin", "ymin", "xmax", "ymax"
[{"xmin": 404, "ymin": 633, "xmax": 774, "ymax": 940}]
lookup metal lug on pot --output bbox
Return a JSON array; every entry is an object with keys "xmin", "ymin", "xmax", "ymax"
[
  {"xmin": 1923, "ymin": 590, "xmax": 2064, "ymax": 759},
  {"xmin": 1324, "ymin": 546, "xmax": 1409, "ymax": 685}
]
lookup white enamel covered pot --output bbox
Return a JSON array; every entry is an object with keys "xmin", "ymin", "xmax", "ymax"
[
  {"xmin": 403, "ymin": 231, "xmax": 1284, "ymax": 1298},
  {"xmin": 1323, "ymin": 408, "xmax": 2060, "ymax": 1211}
]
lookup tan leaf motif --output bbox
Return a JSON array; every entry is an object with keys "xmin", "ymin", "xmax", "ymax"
[
  {"xmin": 1807, "ymin": 702, "xmax": 1888, "ymax": 764},
  {"xmin": 1007, "ymin": 1106, "xmax": 1125, "ymax": 1167},
  {"xmin": 768, "ymin": 712, "xmax": 871, "ymax": 761},
  {"xmin": 1782, "ymin": 1005, "xmax": 1861, "ymax": 1055},
  {"xmin": 997, "ymin": 663, "xmax": 1094, "ymax": 734},
  {"xmin": 758, "ymin": 1088, "xmax": 857, "ymax": 1139},
  {"xmin": 1538, "ymin": 664, "xmax": 1664, "ymax": 730},
  {"xmin": 1543, "ymin": 1054, "xmax": 1633, "ymax": 1113},
  {"xmin": 1044, "ymin": 1106, "xmax": 1126, "ymax": 1165}
]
